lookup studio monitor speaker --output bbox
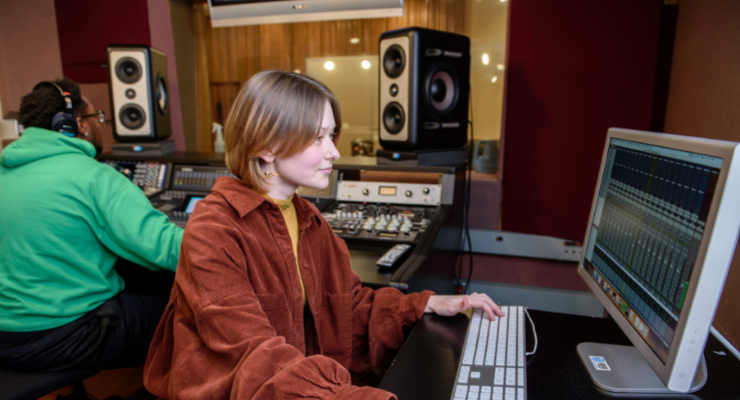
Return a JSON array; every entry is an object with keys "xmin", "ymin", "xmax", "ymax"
[
  {"xmin": 107, "ymin": 45, "xmax": 171, "ymax": 142},
  {"xmin": 379, "ymin": 28, "xmax": 470, "ymax": 151}
]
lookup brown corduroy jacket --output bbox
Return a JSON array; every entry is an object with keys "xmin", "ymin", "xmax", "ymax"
[{"xmin": 143, "ymin": 177, "xmax": 434, "ymax": 400}]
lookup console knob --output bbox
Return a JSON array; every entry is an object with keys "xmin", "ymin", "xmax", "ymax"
[
  {"xmin": 423, "ymin": 187, "xmax": 430, "ymax": 195},
  {"xmin": 362, "ymin": 188, "xmax": 369, "ymax": 196},
  {"xmin": 405, "ymin": 190, "xmax": 413, "ymax": 197}
]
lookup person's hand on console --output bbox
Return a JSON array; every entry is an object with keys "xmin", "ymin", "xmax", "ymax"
[{"xmin": 425, "ymin": 292, "xmax": 505, "ymax": 320}]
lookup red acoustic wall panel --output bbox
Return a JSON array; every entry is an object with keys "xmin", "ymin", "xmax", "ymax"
[
  {"xmin": 54, "ymin": 0, "xmax": 150, "ymax": 83},
  {"xmin": 501, "ymin": 0, "xmax": 663, "ymax": 240}
]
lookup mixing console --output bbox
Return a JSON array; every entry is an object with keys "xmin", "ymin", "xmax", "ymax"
[
  {"xmin": 102, "ymin": 160, "xmax": 168, "ymax": 190},
  {"xmin": 322, "ymin": 202, "xmax": 433, "ymax": 243},
  {"xmin": 150, "ymin": 190, "xmax": 209, "ymax": 228}
]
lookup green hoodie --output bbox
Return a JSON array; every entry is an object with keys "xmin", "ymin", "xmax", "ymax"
[{"xmin": 0, "ymin": 128, "xmax": 183, "ymax": 332}]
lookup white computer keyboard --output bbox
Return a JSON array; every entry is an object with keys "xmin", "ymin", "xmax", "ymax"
[{"xmin": 451, "ymin": 306, "xmax": 527, "ymax": 400}]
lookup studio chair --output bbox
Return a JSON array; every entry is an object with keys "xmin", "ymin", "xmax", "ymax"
[{"xmin": 0, "ymin": 365, "xmax": 97, "ymax": 400}]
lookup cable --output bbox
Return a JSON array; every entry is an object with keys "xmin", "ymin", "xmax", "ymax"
[
  {"xmin": 453, "ymin": 85, "xmax": 475, "ymax": 295},
  {"xmin": 524, "ymin": 308, "xmax": 538, "ymax": 356}
]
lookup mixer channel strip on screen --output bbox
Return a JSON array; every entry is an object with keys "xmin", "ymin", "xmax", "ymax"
[
  {"xmin": 452, "ymin": 307, "xmax": 527, "ymax": 400},
  {"xmin": 172, "ymin": 167, "xmax": 235, "ymax": 190}
]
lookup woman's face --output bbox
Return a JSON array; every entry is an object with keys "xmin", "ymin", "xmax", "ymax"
[{"xmin": 269, "ymin": 101, "xmax": 340, "ymax": 198}]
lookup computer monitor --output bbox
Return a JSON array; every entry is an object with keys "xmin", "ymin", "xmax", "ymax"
[{"xmin": 577, "ymin": 128, "xmax": 740, "ymax": 393}]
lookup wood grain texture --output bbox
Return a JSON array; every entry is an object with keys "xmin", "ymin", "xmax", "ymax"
[
  {"xmin": 663, "ymin": 0, "xmax": 740, "ymax": 352},
  {"xmin": 197, "ymin": 0, "xmax": 467, "ymax": 128}
]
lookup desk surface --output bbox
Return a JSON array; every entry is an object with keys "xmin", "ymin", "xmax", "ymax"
[{"xmin": 379, "ymin": 310, "xmax": 740, "ymax": 400}]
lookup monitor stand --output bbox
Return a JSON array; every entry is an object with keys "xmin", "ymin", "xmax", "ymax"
[{"xmin": 577, "ymin": 343, "xmax": 707, "ymax": 393}]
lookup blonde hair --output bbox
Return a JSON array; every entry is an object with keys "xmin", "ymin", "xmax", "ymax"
[{"xmin": 224, "ymin": 71, "xmax": 342, "ymax": 193}]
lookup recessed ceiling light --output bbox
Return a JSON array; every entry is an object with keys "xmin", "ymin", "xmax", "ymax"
[
  {"xmin": 324, "ymin": 61, "xmax": 335, "ymax": 71},
  {"xmin": 482, "ymin": 53, "xmax": 490, "ymax": 66},
  {"xmin": 361, "ymin": 60, "xmax": 371, "ymax": 70},
  {"xmin": 294, "ymin": 69, "xmax": 301, "ymax": 74},
  {"xmin": 350, "ymin": 38, "xmax": 360, "ymax": 44},
  {"xmin": 491, "ymin": 76, "xmax": 498, "ymax": 83},
  {"xmin": 496, "ymin": 63, "xmax": 505, "ymax": 71}
]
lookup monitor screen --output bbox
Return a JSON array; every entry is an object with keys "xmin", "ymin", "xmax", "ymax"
[
  {"xmin": 184, "ymin": 196, "xmax": 204, "ymax": 214},
  {"xmin": 582, "ymin": 138, "xmax": 722, "ymax": 363}
]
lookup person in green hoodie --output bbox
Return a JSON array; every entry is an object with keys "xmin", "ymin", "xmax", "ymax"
[{"xmin": 0, "ymin": 79, "xmax": 183, "ymax": 382}]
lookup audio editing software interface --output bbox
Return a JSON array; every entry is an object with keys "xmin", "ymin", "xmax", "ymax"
[{"xmin": 583, "ymin": 138, "xmax": 721, "ymax": 362}]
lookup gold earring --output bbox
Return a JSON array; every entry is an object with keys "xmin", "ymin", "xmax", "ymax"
[{"xmin": 264, "ymin": 165, "xmax": 279, "ymax": 178}]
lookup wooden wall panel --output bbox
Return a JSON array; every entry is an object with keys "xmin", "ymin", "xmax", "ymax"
[
  {"xmin": 196, "ymin": 0, "xmax": 468, "ymax": 142},
  {"xmin": 662, "ymin": 0, "xmax": 740, "ymax": 353}
]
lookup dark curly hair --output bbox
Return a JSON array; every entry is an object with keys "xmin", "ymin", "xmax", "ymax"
[{"xmin": 18, "ymin": 78, "xmax": 88, "ymax": 130}]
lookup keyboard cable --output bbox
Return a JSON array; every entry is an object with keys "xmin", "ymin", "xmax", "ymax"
[{"xmin": 524, "ymin": 308, "xmax": 538, "ymax": 356}]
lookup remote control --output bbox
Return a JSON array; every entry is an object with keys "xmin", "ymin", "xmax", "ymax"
[{"xmin": 376, "ymin": 244, "xmax": 412, "ymax": 269}]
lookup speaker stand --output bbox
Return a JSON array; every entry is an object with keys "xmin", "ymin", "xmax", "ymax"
[
  {"xmin": 111, "ymin": 139, "xmax": 175, "ymax": 156},
  {"xmin": 376, "ymin": 148, "xmax": 467, "ymax": 167}
]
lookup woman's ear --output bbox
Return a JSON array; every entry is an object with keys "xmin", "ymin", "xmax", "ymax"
[{"xmin": 258, "ymin": 150, "xmax": 276, "ymax": 164}]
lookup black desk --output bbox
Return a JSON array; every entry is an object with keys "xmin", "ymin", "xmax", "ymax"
[{"xmin": 379, "ymin": 310, "xmax": 740, "ymax": 400}]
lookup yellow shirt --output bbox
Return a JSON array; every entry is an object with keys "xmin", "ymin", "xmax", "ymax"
[{"xmin": 258, "ymin": 192, "xmax": 306, "ymax": 306}]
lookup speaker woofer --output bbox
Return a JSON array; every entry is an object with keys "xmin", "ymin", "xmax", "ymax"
[
  {"xmin": 155, "ymin": 74, "xmax": 168, "ymax": 114},
  {"xmin": 383, "ymin": 102, "xmax": 405, "ymax": 134},
  {"xmin": 119, "ymin": 104, "xmax": 147, "ymax": 130},
  {"xmin": 424, "ymin": 63, "xmax": 459, "ymax": 116},
  {"xmin": 115, "ymin": 58, "xmax": 143, "ymax": 84},
  {"xmin": 383, "ymin": 44, "xmax": 406, "ymax": 79}
]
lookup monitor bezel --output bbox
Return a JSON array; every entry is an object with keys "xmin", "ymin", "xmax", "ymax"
[{"xmin": 577, "ymin": 127, "xmax": 740, "ymax": 392}]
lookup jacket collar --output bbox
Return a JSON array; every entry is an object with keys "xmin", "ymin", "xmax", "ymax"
[{"xmin": 211, "ymin": 177, "xmax": 323, "ymax": 228}]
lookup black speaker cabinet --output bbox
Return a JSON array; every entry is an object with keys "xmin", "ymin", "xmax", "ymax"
[
  {"xmin": 107, "ymin": 45, "xmax": 171, "ymax": 142},
  {"xmin": 379, "ymin": 28, "xmax": 470, "ymax": 151}
]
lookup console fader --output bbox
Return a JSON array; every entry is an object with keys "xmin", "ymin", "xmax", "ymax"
[
  {"xmin": 322, "ymin": 202, "xmax": 433, "ymax": 243},
  {"xmin": 148, "ymin": 165, "xmax": 235, "ymax": 227}
]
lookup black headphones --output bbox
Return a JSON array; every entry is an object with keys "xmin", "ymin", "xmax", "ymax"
[{"xmin": 33, "ymin": 81, "xmax": 79, "ymax": 137}]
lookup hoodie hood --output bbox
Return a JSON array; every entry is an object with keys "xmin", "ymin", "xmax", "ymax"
[{"xmin": 0, "ymin": 127, "xmax": 96, "ymax": 169}]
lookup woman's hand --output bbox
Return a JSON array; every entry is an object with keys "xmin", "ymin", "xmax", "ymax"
[{"xmin": 425, "ymin": 293, "xmax": 505, "ymax": 321}]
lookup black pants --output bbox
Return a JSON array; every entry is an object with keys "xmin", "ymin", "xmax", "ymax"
[{"xmin": 0, "ymin": 260, "xmax": 172, "ymax": 372}]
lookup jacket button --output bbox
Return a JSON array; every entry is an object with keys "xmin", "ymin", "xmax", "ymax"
[
  {"xmin": 304, "ymin": 263, "xmax": 309, "ymax": 269},
  {"xmin": 314, "ymin": 311, "xmax": 318, "ymax": 316}
]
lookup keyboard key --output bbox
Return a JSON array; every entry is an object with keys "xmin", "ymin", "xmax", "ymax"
[
  {"xmin": 482, "ymin": 386, "xmax": 492, "ymax": 393},
  {"xmin": 470, "ymin": 385, "xmax": 480, "ymax": 392},
  {"xmin": 492, "ymin": 394, "xmax": 503, "ymax": 400},
  {"xmin": 493, "ymin": 387, "xmax": 503, "ymax": 394},
  {"xmin": 467, "ymin": 393, "xmax": 479, "ymax": 400},
  {"xmin": 455, "ymin": 385, "xmax": 468, "ymax": 398},
  {"xmin": 471, "ymin": 371, "xmax": 481, "ymax": 379},
  {"xmin": 494, "ymin": 378, "xmax": 504, "ymax": 385},
  {"xmin": 505, "ymin": 395, "xmax": 515, "ymax": 400},
  {"xmin": 480, "ymin": 393, "xmax": 491, "ymax": 400},
  {"xmin": 505, "ymin": 388, "xmax": 515, "ymax": 394}
]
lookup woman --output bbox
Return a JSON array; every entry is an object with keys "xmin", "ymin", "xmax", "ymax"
[{"xmin": 144, "ymin": 71, "xmax": 503, "ymax": 400}]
